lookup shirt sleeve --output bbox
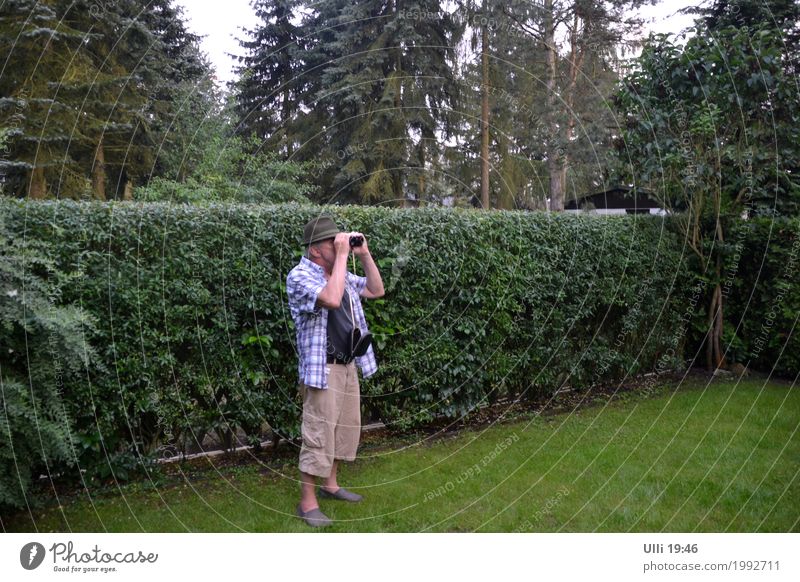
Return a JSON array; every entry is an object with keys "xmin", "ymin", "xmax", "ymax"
[
  {"xmin": 288, "ymin": 270, "xmax": 325, "ymax": 315},
  {"xmin": 347, "ymin": 272, "xmax": 368, "ymax": 296}
]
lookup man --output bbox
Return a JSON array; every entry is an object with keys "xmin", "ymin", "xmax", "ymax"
[{"xmin": 286, "ymin": 215, "xmax": 385, "ymax": 527}]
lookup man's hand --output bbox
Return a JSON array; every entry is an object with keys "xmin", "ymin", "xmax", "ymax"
[
  {"xmin": 333, "ymin": 232, "xmax": 352, "ymax": 256},
  {"xmin": 349, "ymin": 231, "xmax": 384, "ymax": 299},
  {"xmin": 349, "ymin": 231, "xmax": 370, "ymax": 257}
]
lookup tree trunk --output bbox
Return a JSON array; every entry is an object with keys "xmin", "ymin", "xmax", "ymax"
[
  {"xmin": 705, "ymin": 282, "xmax": 725, "ymax": 371},
  {"xmin": 92, "ymin": 137, "xmax": 106, "ymax": 200},
  {"xmin": 544, "ymin": 0, "xmax": 563, "ymax": 211},
  {"xmin": 714, "ymin": 282, "xmax": 724, "ymax": 368},
  {"xmin": 282, "ymin": 85, "xmax": 293, "ymax": 157},
  {"xmin": 705, "ymin": 286, "xmax": 715, "ymax": 370},
  {"xmin": 558, "ymin": 10, "xmax": 583, "ymax": 210},
  {"xmin": 393, "ymin": 8, "xmax": 404, "ymax": 207},
  {"xmin": 28, "ymin": 165, "xmax": 46, "ymax": 199},
  {"xmin": 707, "ymin": 218, "xmax": 726, "ymax": 371},
  {"xmin": 548, "ymin": 156, "xmax": 565, "ymax": 211},
  {"xmin": 706, "ymin": 183, "xmax": 726, "ymax": 371},
  {"xmin": 480, "ymin": 7, "xmax": 490, "ymax": 211},
  {"xmin": 417, "ymin": 140, "xmax": 425, "ymax": 205},
  {"xmin": 123, "ymin": 179, "xmax": 134, "ymax": 201}
]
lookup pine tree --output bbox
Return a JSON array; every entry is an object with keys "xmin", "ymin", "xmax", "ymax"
[
  {"xmin": 1, "ymin": 0, "xmax": 215, "ymax": 199},
  {"xmin": 138, "ymin": 0, "xmax": 217, "ymax": 184},
  {"xmin": 466, "ymin": 0, "xmax": 646, "ymax": 211},
  {"xmin": 453, "ymin": 0, "xmax": 552, "ymax": 210},
  {"xmin": 232, "ymin": 0, "xmax": 305, "ymax": 156},
  {"xmin": 53, "ymin": 0, "xmax": 164, "ymax": 199},
  {"xmin": 296, "ymin": 0, "xmax": 461, "ymax": 205},
  {"xmin": 0, "ymin": 0, "xmax": 92, "ymax": 198}
]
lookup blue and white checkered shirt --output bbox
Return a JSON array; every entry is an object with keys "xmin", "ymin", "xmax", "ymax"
[{"xmin": 287, "ymin": 256, "xmax": 378, "ymax": 389}]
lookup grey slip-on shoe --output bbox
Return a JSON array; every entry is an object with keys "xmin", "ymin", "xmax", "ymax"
[
  {"xmin": 318, "ymin": 486, "xmax": 363, "ymax": 502},
  {"xmin": 296, "ymin": 504, "xmax": 332, "ymax": 527}
]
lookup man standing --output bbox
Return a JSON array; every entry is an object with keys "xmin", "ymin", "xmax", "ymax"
[{"xmin": 286, "ymin": 215, "xmax": 385, "ymax": 527}]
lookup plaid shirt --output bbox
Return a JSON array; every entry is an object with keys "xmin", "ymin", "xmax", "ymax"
[{"xmin": 286, "ymin": 256, "xmax": 378, "ymax": 389}]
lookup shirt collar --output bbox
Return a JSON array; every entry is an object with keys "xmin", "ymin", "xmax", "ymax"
[
  {"xmin": 299, "ymin": 256, "xmax": 356, "ymax": 295},
  {"xmin": 299, "ymin": 255, "xmax": 325, "ymax": 277}
]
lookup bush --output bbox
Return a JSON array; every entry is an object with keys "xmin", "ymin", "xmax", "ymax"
[
  {"xmin": 2, "ymin": 200, "xmax": 702, "ymax": 511},
  {"xmin": 718, "ymin": 217, "xmax": 799, "ymax": 377},
  {"xmin": 360, "ymin": 209, "xmax": 692, "ymax": 421},
  {"xmin": 0, "ymin": 213, "xmax": 96, "ymax": 514},
  {"xmin": 4, "ymin": 199, "xmax": 796, "ymax": 517},
  {"xmin": 134, "ymin": 135, "xmax": 316, "ymax": 205}
]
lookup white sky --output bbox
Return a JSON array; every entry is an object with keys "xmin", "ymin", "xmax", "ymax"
[{"xmin": 175, "ymin": 0, "xmax": 703, "ymax": 87}]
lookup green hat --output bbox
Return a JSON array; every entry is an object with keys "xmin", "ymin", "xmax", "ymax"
[{"xmin": 303, "ymin": 215, "xmax": 340, "ymax": 246}]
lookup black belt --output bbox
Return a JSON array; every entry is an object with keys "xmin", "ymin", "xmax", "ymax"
[{"xmin": 327, "ymin": 355, "xmax": 353, "ymax": 365}]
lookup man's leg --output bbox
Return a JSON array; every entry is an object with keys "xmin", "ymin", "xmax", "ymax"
[
  {"xmin": 299, "ymin": 470, "xmax": 320, "ymax": 512},
  {"xmin": 322, "ymin": 363, "xmax": 359, "ymax": 495},
  {"xmin": 297, "ymin": 371, "xmax": 341, "ymax": 512},
  {"xmin": 297, "ymin": 468, "xmax": 332, "ymax": 528},
  {"xmin": 322, "ymin": 460, "xmax": 339, "ymax": 493}
]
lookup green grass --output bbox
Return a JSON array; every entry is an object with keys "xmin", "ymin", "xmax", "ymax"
[{"xmin": 5, "ymin": 376, "xmax": 799, "ymax": 532}]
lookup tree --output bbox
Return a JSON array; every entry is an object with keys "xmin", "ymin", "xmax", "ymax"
[
  {"xmin": 0, "ymin": 205, "xmax": 96, "ymax": 512},
  {"xmin": 500, "ymin": 0, "xmax": 648, "ymax": 211},
  {"xmin": 0, "ymin": 0, "xmax": 93, "ymax": 198},
  {"xmin": 615, "ymin": 17, "xmax": 800, "ymax": 369},
  {"xmin": 0, "ymin": 0, "xmax": 216, "ymax": 199},
  {"xmin": 453, "ymin": 0, "xmax": 542, "ymax": 210},
  {"xmin": 62, "ymin": 0, "xmax": 214, "ymax": 199},
  {"xmin": 57, "ymin": 0, "xmax": 158, "ymax": 200},
  {"xmin": 449, "ymin": 0, "xmax": 638, "ymax": 210},
  {"xmin": 272, "ymin": 0, "xmax": 462, "ymax": 205},
  {"xmin": 139, "ymin": 0, "xmax": 217, "ymax": 185},
  {"xmin": 231, "ymin": 0, "xmax": 306, "ymax": 156},
  {"xmin": 685, "ymin": 0, "xmax": 800, "ymax": 67}
]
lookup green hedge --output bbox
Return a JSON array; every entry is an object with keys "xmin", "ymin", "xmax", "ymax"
[
  {"xmin": 2, "ymin": 200, "xmax": 698, "ymax": 510},
  {"xmin": 719, "ymin": 217, "xmax": 800, "ymax": 377}
]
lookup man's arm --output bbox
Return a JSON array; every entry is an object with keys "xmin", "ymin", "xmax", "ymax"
[
  {"xmin": 315, "ymin": 232, "xmax": 351, "ymax": 309},
  {"xmin": 351, "ymin": 232, "xmax": 385, "ymax": 299}
]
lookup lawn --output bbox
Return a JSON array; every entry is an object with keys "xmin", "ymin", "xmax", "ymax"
[{"xmin": 4, "ymin": 375, "xmax": 798, "ymax": 532}]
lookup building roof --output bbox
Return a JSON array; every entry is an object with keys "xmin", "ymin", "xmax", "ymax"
[{"xmin": 565, "ymin": 186, "xmax": 662, "ymax": 211}]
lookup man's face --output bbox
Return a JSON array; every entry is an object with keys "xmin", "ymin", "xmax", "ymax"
[{"xmin": 310, "ymin": 238, "xmax": 336, "ymax": 272}]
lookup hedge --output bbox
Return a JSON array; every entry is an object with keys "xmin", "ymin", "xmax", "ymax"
[
  {"xmin": 717, "ymin": 217, "xmax": 800, "ymax": 377},
  {"xmin": 2, "ymin": 200, "xmax": 702, "ymax": 511}
]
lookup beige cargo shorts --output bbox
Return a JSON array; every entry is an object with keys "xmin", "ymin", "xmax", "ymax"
[{"xmin": 298, "ymin": 362, "xmax": 361, "ymax": 478}]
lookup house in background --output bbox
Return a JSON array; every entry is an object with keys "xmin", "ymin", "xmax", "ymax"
[{"xmin": 565, "ymin": 186, "xmax": 666, "ymax": 215}]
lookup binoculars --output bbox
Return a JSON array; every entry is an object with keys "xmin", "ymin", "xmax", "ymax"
[{"xmin": 349, "ymin": 235, "xmax": 364, "ymax": 247}]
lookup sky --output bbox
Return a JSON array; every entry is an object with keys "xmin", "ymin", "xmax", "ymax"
[{"xmin": 174, "ymin": 0, "xmax": 703, "ymax": 88}]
